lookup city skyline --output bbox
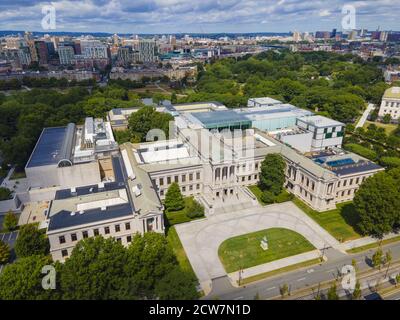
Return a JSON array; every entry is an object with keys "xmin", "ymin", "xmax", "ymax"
[{"xmin": 0, "ymin": 0, "xmax": 399, "ymax": 34}]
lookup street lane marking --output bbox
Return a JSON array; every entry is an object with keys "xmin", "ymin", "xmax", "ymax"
[
  {"xmin": 234, "ymin": 296, "xmax": 244, "ymax": 300},
  {"xmin": 297, "ymin": 277, "xmax": 306, "ymax": 282},
  {"xmin": 266, "ymin": 287, "xmax": 276, "ymax": 291}
]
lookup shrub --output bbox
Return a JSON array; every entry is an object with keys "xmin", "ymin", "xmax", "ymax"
[
  {"xmin": 185, "ymin": 198, "xmax": 205, "ymax": 219},
  {"xmin": 0, "ymin": 187, "xmax": 12, "ymax": 201},
  {"xmin": 261, "ymin": 190, "xmax": 276, "ymax": 204}
]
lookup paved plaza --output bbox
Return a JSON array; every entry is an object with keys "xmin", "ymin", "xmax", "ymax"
[{"xmin": 175, "ymin": 201, "xmax": 341, "ymax": 293}]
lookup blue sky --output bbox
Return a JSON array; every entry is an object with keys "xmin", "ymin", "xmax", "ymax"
[{"xmin": 0, "ymin": 0, "xmax": 399, "ymax": 34}]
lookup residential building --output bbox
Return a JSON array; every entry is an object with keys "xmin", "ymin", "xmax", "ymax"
[{"xmin": 58, "ymin": 46, "xmax": 75, "ymax": 65}]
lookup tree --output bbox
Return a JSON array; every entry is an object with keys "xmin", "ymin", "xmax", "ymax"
[
  {"xmin": 352, "ymin": 280, "xmax": 362, "ymax": 300},
  {"xmin": 164, "ymin": 182, "xmax": 185, "ymax": 212},
  {"xmin": 154, "ymin": 267, "xmax": 198, "ymax": 300},
  {"xmin": 372, "ymin": 248, "xmax": 383, "ymax": 270},
  {"xmin": 125, "ymin": 232, "xmax": 180, "ymax": 299},
  {"xmin": 259, "ymin": 153, "xmax": 286, "ymax": 196},
  {"xmin": 327, "ymin": 282, "xmax": 339, "ymax": 300},
  {"xmin": 0, "ymin": 255, "xmax": 54, "ymax": 300},
  {"xmin": 15, "ymin": 224, "xmax": 50, "ymax": 258},
  {"xmin": 395, "ymin": 274, "xmax": 400, "ymax": 287},
  {"xmin": 279, "ymin": 283, "xmax": 289, "ymax": 298},
  {"xmin": 0, "ymin": 187, "xmax": 12, "ymax": 201},
  {"xmin": 260, "ymin": 190, "xmax": 276, "ymax": 204},
  {"xmin": 382, "ymin": 114, "xmax": 392, "ymax": 124},
  {"xmin": 2, "ymin": 210, "xmax": 18, "ymax": 232},
  {"xmin": 0, "ymin": 240, "xmax": 10, "ymax": 265},
  {"xmin": 185, "ymin": 198, "xmax": 204, "ymax": 219},
  {"xmin": 128, "ymin": 106, "xmax": 173, "ymax": 142},
  {"xmin": 354, "ymin": 172, "xmax": 400, "ymax": 238},
  {"xmin": 59, "ymin": 237, "xmax": 128, "ymax": 300}
]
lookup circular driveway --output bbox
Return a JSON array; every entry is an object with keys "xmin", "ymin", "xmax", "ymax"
[{"xmin": 175, "ymin": 202, "xmax": 340, "ymax": 290}]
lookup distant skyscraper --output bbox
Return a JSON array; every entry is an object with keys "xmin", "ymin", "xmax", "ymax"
[
  {"xmin": 331, "ymin": 29, "xmax": 337, "ymax": 39},
  {"xmin": 138, "ymin": 39, "xmax": 158, "ymax": 63},
  {"xmin": 35, "ymin": 41, "xmax": 49, "ymax": 65},
  {"xmin": 58, "ymin": 46, "xmax": 75, "ymax": 65}
]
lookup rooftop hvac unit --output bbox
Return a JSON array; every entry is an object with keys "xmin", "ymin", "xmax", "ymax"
[
  {"xmin": 98, "ymin": 182, "xmax": 105, "ymax": 189},
  {"xmin": 70, "ymin": 211, "xmax": 76, "ymax": 216},
  {"xmin": 71, "ymin": 187, "xmax": 76, "ymax": 193},
  {"xmin": 101, "ymin": 206, "xmax": 107, "ymax": 211},
  {"xmin": 79, "ymin": 210, "xmax": 84, "ymax": 215}
]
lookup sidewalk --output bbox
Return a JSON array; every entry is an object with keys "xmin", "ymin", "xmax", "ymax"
[
  {"xmin": 356, "ymin": 103, "xmax": 375, "ymax": 128},
  {"xmin": 341, "ymin": 232, "xmax": 400, "ymax": 251},
  {"xmin": 228, "ymin": 250, "xmax": 322, "ymax": 286}
]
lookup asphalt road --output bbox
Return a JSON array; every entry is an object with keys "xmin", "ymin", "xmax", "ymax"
[{"xmin": 206, "ymin": 241, "xmax": 400, "ymax": 300}]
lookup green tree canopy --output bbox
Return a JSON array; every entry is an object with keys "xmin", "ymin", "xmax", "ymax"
[
  {"xmin": 128, "ymin": 106, "xmax": 173, "ymax": 142},
  {"xmin": 0, "ymin": 240, "xmax": 10, "ymax": 265},
  {"xmin": 15, "ymin": 224, "xmax": 50, "ymax": 258},
  {"xmin": 164, "ymin": 182, "xmax": 185, "ymax": 212},
  {"xmin": 259, "ymin": 153, "xmax": 286, "ymax": 196},
  {"xmin": 59, "ymin": 237, "xmax": 128, "ymax": 300},
  {"xmin": 0, "ymin": 255, "xmax": 54, "ymax": 300},
  {"xmin": 2, "ymin": 210, "xmax": 18, "ymax": 232},
  {"xmin": 354, "ymin": 172, "xmax": 400, "ymax": 238},
  {"xmin": 155, "ymin": 266, "xmax": 198, "ymax": 300}
]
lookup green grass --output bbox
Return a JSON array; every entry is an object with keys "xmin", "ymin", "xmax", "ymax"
[
  {"xmin": 364, "ymin": 121, "xmax": 398, "ymax": 135},
  {"xmin": 292, "ymin": 198, "xmax": 362, "ymax": 242},
  {"xmin": 165, "ymin": 197, "xmax": 204, "ymax": 226},
  {"xmin": 218, "ymin": 228, "xmax": 316, "ymax": 273},
  {"xmin": 248, "ymin": 185, "xmax": 293, "ymax": 206},
  {"xmin": 166, "ymin": 226, "xmax": 196, "ymax": 275},
  {"xmin": 240, "ymin": 258, "xmax": 322, "ymax": 285},
  {"xmin": 347, "ymin": 235, "xmax": 400, "ymax": 254}
]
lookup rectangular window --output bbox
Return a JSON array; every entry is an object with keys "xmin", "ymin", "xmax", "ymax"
[
  {"xmin": 93, "ymin": 229, "xmax": 99, "ymax": 236},
  {"xmin": 104, "ymin": 226, "xmax": 110, "ymax": 234},
  {"xmin": 196, "ymin": 172, "xmax": 200, "ymax": 180},
  {"xmin": 160, "ymin": 190, "xmax": 164, "ymax": 196},
  {"xmin": 159, "ymin": 178, "xmax": 164, "ymax": 186},
  {"xmin": 115, "ymin": 224, "xmax": 120, "ymax": 233},
  {"xmin": 196, "ymin": 184, "xmax": 200, "ymax": 190},
  {"xmin": 59, "ymin": 236, "xmax": 66, "ymax": 244},
  {"xmin": 343, "ymin": 180, "xmax": 347, "ymax": 187},
  {"xmin": 189, "ymin": 185, "xmax": 193, "ymax": 191},
  {"xmin": 174, "ymin": 176, "xmax": 178, "ymax": 183},
  {"xmin": 350, "ymin": 179, "xmax": 353, "ymax": 185},
  {"xmin": 62, "ymin": 249, "xmax": 68, "ymax": 257},
  {"xmin": 167, "ymin": 177, "xmax": 171, "ymax": 184},
  {"xmin": 125, "ymin": 222, "xmax": 131, "ymax": 230},
  {"xmin": 71, "ymin": 233, "xmax": 77, "ymax": 242},
  {"xmin": 182, "ymin": 175, "xmax": 186, "ymax": 182},
  {"xmin": 82, "ymin": 231, "xmax": 89, "ymax": 239},
  {"xmin": 116, "ymin": 238, "xmax": 121, "ymax": 243},
  {"xmin": 182, "ymin": 186, "xmax": 186, "ymax": 192},
  {"xmin": 189, "ymin": 173, "xmax": 193, "ymax": 181},
  {"xmin": 127, "ymin": 236, "xmax": 132, "ymax": 243}
]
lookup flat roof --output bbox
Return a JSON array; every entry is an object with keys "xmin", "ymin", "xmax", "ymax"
[
  {"xmin": 298, "ymin": 115, "xmax": 344, "ymax": 128},
  {"xmin": 192, "ymin": 110, "xmax": 251, "ymax": 128},
  {"xmin": 248, "ymin": 97, "xmax": 282, "ymax": 105},
  {"xmin": 383, "ymin": 87, "xmax": 400, "ymax": 99},
  {"xmin": 26, "ymin": 127, "xmax": 68, "ymax": 168},
  {"xmin": 48, "ymin": 203, "xmax": 133, "ymax": 231}
]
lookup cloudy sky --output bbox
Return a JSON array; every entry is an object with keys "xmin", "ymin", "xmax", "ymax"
[{"xmin": 0, "ymin": 0, "xmax": 399, "ymax": 34}]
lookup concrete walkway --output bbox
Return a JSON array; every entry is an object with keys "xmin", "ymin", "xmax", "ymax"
[
  {"xmin": 175, "ymin": 202, "xmax": 341, "ymax": 294},
  {"xmin": 341, "ymin": 232, "xmax": 400, "ymax": 251},
  {"xmin": 356, "ymin": 103, "xmax": 375, "ymax": 128},
  {"xmin": 228, "ymin": 250, "xmax": 322, "ymax": 285}
]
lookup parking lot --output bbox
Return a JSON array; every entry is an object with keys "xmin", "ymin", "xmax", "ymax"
[{"xmin": 0, "ymin": 231, "xmax": 19, "ymax": 274}]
